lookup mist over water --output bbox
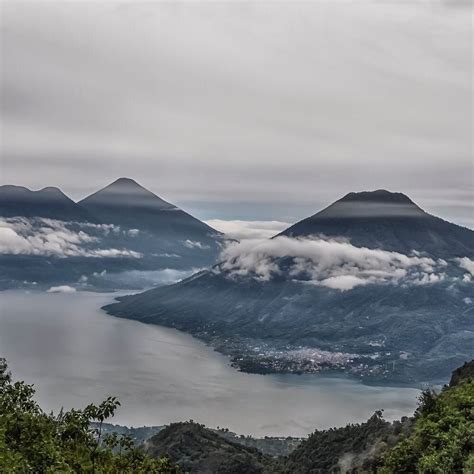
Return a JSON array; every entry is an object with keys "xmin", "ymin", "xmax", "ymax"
[
  {"xmin": 89, "ymin": 268, "xmax": 197, "ymax": 290},
  {"xmin": 0, "ymin": 291, "xmax": 420, "ymax": 437}
]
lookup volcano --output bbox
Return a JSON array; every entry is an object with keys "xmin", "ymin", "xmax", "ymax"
[{"xmin": 279, "ymin": 190, "xmax": 473, "ymax": 258}]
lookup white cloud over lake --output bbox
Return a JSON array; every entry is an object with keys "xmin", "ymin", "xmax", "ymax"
[
  {"xmin": 457, "ymin": 257, "xmax": 474, "ymax": 275},
  {"xmin": 0, "ymin": 217, "xmax": 142, "ymax": 258},
  {"xmin": 457, "ymin": 257, "xmax": 474, "ymax": 282},
  {"xmin": 47, "ymin": 285, "xmax": 76, "ymax": 293},
  {"xmin": 88, "ymin": 268, "xmax": 202, "ymax": 289},
  {"xmin": 183, "ymin": 240, "xmax": 210, "ymax": 250},
  {"xmin": 216, "ymin": 236, "xmax": 450, "ymax": 290},
  {"xmin": 205, "ymin": 220, "xmax": 290, "ymax": 240}
]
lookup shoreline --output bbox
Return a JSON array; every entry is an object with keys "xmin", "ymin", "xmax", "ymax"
[
  {"xmin": 102, "ymin": 298, "xmax": 438, "ymax": 390},
  {"xmin": 1, "ymin": 289, "xmax": 420, "ymax": 437}
]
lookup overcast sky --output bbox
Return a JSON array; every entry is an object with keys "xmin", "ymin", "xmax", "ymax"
[{"xmin": 1, "ymin": 0, "xmax": 472, "ymax": 226}]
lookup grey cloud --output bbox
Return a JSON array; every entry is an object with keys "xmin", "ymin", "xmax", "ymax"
[
  {"xmin": 457, "ymin": 257, "xmax": 474, "ymax": 275},
  {"xmin": 183, "ymin": 240, "xmax": 210, "ymax": 250},
  {"xmin": 204, "ymin": 219, "xmax": 290, "ymax": 240},
  {"xmin": 0, "ymin": 1, "xmax": 472, "ymax": 225},
  {"xmin": 216, "ymin": 236, "xmax": 450, "ymax": 290},
  {"xmin": 86, "ymin": 268, "xmax": 201, "ymax": 289},
  {"xmin": 46, "ymin": 285, "xmax": 76, "ymax": 294},
  {"xmin": 0, "ymin": 217, "xmax": 142, "ymax": 258},
  {"xmin": 457, "ymin": 257, "xmax": 474, "ymax": 282}
]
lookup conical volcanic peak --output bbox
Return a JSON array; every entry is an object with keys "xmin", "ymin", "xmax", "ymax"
[
  {"xmin": 80, "ymin": 178, "xmax": 176, "ymax": 211},
  {"xmin": 79, "ymin": 178, "xmax": 219, "ymax": 238},
  {"xmin": 316, "ymin": 189, "xmax": 425, "ymax": 220},
  {"xmin": 279, "ymin": 189, "xmax": 473, "ymax": 258},
  {"xmin": 339, "ymin": 189, "xmax": 414, "ymax": 205}
]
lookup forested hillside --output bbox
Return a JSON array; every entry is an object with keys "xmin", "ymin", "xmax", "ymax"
[
  {"xmin": 2, "ymin": 359, "xmax": 472, "ymax": 473},
  {"xmin": 0, "ymin": 359, "xmax": 177, "ymax": 473},
  {"xmin": 275, "ymin": 360, "xmax": 474, "ymax": 473}
]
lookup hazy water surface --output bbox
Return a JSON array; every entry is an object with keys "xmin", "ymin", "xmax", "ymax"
[{"xmin": 0, "ymin": 290, "xmax": 420, "ymax": 437}]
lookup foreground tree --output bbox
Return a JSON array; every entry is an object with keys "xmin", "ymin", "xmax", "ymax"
[
  {"xmin": 0, "ymin": 358, "xmax": 179, "ymax": 473},
  {"xmin": 380, "ymin": 365, "xmax": 474, "ymax": 473}
]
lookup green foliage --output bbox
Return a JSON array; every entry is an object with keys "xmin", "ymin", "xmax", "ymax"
[
  {"xmin": 147, "ymin": 421, "xmax": 270, "ymax": 473},
  {"xmin": 380, "ymin": 377, "xmax": 474, "ymax": 473},
  {"xmin": 0, "ymin": 358, "xmax": 179, "ymax": 473},
  {"xmin": 2, "ymin": 355, "xmax": 472, "ymax": 473},
  {"xmin": 275, "ymin": 410, "xmax": 409, "ymax": 473},
  {"xmin": 275, "ymin": 362, "xmax": 474, "ymax": 473}
]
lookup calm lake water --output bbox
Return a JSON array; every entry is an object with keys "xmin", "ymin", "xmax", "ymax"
[{"xmin": 0, "ymin": 290, "xmax": 420, "ymax": 437}]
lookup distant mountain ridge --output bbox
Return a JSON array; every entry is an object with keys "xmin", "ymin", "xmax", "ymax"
[
  {"xmin": 0, "ymin": 179, "xmax": 222, "ymax": 289},
  {"xmin": 0, "ymin": 185, "xmax": 96, "ymax": 222},
  {"xmin": 80, "ymin": 177, "xmax": 176, "ymax": 211},
  {"xmin": 0, "ymin": 178, "xmax": 219, "ymax": 239}
]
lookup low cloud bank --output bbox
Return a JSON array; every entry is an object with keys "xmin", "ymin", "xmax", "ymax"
[
  {"xmin": 47, "ymin": 285, "xmax": 76, "ymax": 293},
  {"xmin": 85, "ymin": 268, "xmax": 200, "ymax": 289},
  {"xmin": 183, "ymin": 240, "xmax": 210, "ymax": 250},
  {"xmin": 0, "ymin": 217, "xmax": 142, "ymax": 258},
  {"xmin": 216, "ymin": 237, "xmax": 451, "ymax": 290},
  {"xmin": 457, "ymin": 257, "xmax": 474, "ymax": 282},
  {"xmin": 205, "ymin": 219, "xmax": 290, "ymax": 240}
]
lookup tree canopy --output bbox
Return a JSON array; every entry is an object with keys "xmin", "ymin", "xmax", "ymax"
[{"xmin": 0, "ymin": 358, "xmax": 179, "ymax": 473}]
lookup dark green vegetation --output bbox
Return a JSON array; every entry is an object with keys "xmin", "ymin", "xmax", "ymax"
[
  {"xmin": 274, "ymin": 360, "xmax": 474, "ymax": 473},
  {"xmin": 274, "ymin": 412, "xmax": 414, "ymax": 473},
  {"xmin": 96, "ymin": 423, "xmax": 166, "ymax": 447},
  {"xmin": 1, "ymin": 359, "xmax": 473, "ymax": 472},
  {"xmin": 99, "ymin": 423, "xmax": 301, "ymax": 457},
  {"xmin": 450, "ymin": 360, "xmax": 474, "ymax": 388},
  {"xmin": 214, "ymin": 430, "xmax": 302, "ymax": 457},
  {"xmin": 147, "ymin": 422, "xmax": 270, "ymax": 473},
  {"xmin": 0, "ymin": 359, "xmax": 178, "ymax": 473},
  {"xmin": 127, "ymin": 362, "xmax": 474, "ymax": 472},
  {"xmin": 380, "ymin": 361, "xmax": 474, "ymax": 473}
]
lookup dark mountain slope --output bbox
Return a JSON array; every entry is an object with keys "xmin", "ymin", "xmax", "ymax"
[
  {"xmin": 78, "ymin": 178, "xmax": 223, "ymax": 273},
  {"xmin": 79, "ymin": 178, "xmax": 219, "ymax": 241},
  {"xmin": 104, "ymin": 190, "xmax": 474, "ymax": 384},
  {"xmin": 104, "ymin": 271, "xmax": 474, "ymax": 384},
  {"xmin": 279, "ymin": 190, "xmax": 473, "ymax": 258},
  {"xmin": 0, "ymin": 185, "xmax": 95, "ymax": 222},
  {"xmin": 146, "ymin": 421, "xmax": 270, "ymax": 473}
]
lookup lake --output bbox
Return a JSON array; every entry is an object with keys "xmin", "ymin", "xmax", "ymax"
[{"xmin": 0, "ymin": 290, "xmax": 420, "ymax": 437}]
